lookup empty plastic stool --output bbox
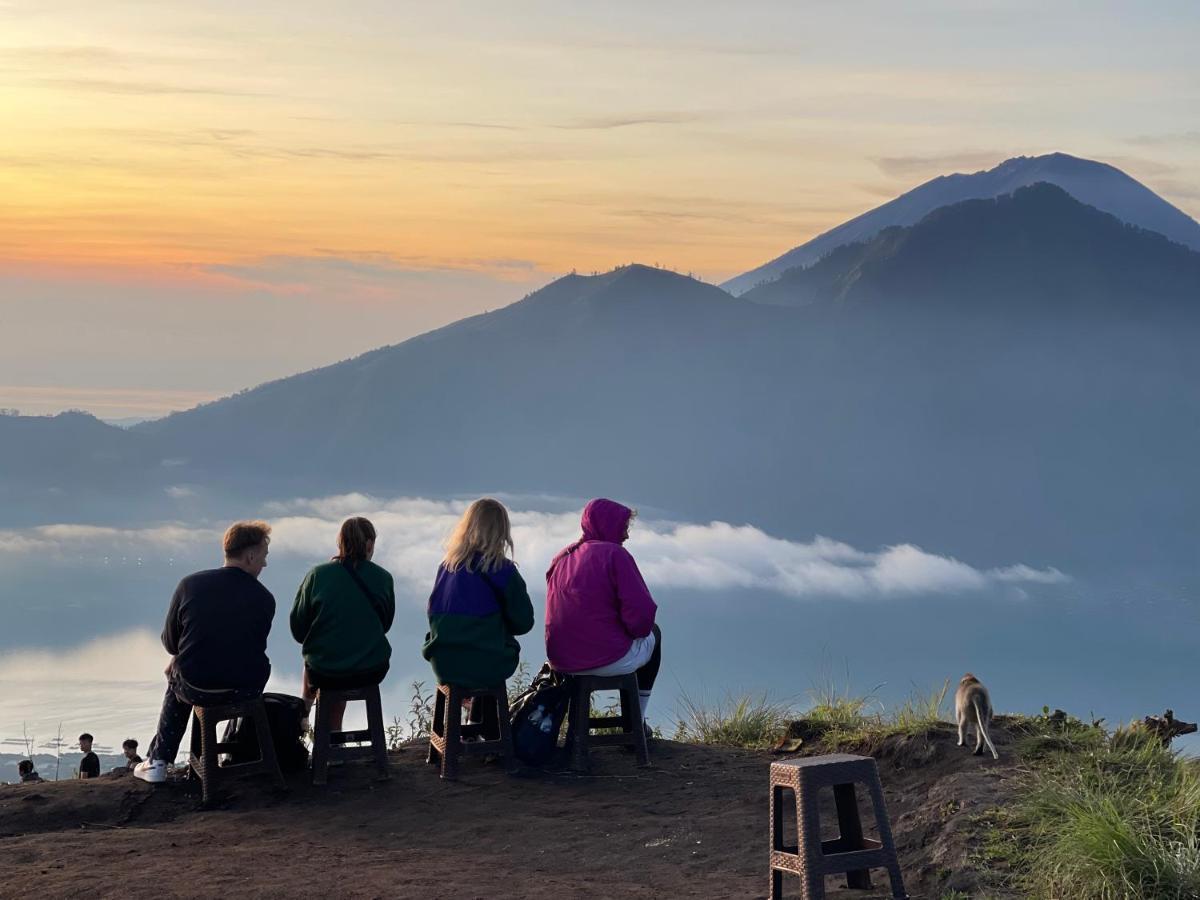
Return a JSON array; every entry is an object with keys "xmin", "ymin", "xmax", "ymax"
[{"xmin": 769, "ymin": 753, "xmax": 907, "ymax": 899}]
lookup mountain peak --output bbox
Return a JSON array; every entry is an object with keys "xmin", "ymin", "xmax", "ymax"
[
  {"xmin": 723, "ymin": 153, "xmax": 1200, "ymax": 295},
  {"xmin": 524, "ymin": 263, "xmax": 725, "ymax": 309},
  {"xmin": 742, "ymin": 180, "xmax": 1200, "ymax": 311}
]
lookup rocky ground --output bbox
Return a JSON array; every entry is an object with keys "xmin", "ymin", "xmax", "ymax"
[{"xmin": 0, "ymin": 725, "xmax": 1022, "ymax": 899}]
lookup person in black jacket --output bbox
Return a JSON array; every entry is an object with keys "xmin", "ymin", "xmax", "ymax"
[{"xmin": 134, "ymin": 521, "xmax": 275, "ymax": 784}]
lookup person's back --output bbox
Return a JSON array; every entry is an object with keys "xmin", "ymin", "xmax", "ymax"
[
  {"xmin": 17, "ymin": 760, "xmax": 41, "ymax": 783},
  {"xmin": 136, "ymin": 520, "xmax": 275, "ymax": 784},
  {"xmin": 291, "ymin": 516, "xmax": 395, "ymax": 730},
  {"xmin": 291, "ymin": 558, "xmax": 394, "ymax": 678},
  {"xmin": 423, "ymin": 499, "xmax": 535, "ymax": 691},
  {"xmin": 425, "ymin": 556, "xmax": 532, "ymax": 689},
  {"xmin": 545, "ymin": 499, "xmax": 656, "ymax": 672},
  {"xmin": 545, "ymin": 498, "xmax": 661, "ymax": 723},
  {"xmin": 167, "ymin": 567, "xmax": 274, "ymax": 692}
]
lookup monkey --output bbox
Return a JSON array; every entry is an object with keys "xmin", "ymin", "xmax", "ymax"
[{"xmin": 955, "ymin": 673, "xmax": 999, "ymax": 760}]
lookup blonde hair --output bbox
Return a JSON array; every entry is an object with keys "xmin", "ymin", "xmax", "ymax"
[
  {"xmin": 223, "ymin": 520, "xmax": 271, "ymax": 558},
  {"xmin": 444, "ymin": 498, "xmax": 513, "ymax": 574}
]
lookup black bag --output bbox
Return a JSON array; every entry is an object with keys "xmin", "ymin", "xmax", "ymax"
[
  {"xmin": 508, "ymin": 663, "xmax": 573, "ymax": 766},
  {"xmin": 220, "ymin": 692, "xmax": 310, "ymax": 773}
]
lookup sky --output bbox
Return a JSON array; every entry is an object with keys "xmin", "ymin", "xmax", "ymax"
[{"xmin": 2, "ymin": 0, "xmax": 1199, "ymax": 417}]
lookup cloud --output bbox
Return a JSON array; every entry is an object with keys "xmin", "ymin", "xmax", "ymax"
[
  {"xmin": 0, "ymin": 384, "xmax": 217, "ymax": 417},
  {"xmin": 203, "ymin": 252, "xmax": 547, "ymax": 295},
  {"xmin": 0, "ymin": 630, "xmax": 169, "ymax": 754},
  {"xmin": 0, "ymin": 494, "xmax": 1069, "ymax": 601},
  {"xmin": 552, "ymin": 112, "xmax": 711, "ymax": 130},
  {"xmin": 34, "ymin": 77, "xmax": 264, "ymax": 97},
  {"xmin": 1127, "ymin": 132, "xmax": 1200, "ymax": 148},
  {"xmin": 874, "ymin": 151, "xmax": 1011, "ymax": 179}
]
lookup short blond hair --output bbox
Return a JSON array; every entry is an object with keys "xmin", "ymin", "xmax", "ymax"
[
  {"xmin": 223, "ymin": 520, "xmax": 271, "ymax": 558},
  {"xmin": 443, "ymin": 498, "xmax": 513, "ymax": 574}
]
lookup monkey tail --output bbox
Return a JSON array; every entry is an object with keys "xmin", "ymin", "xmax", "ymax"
[{"xmin": 972, "ymin": 696, "xmax": 1000, "ymax": 760}]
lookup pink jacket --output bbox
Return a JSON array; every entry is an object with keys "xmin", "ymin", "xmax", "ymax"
[{"xmin": 545, "ymin": 499, "xmax": 657, "ymax": 672}]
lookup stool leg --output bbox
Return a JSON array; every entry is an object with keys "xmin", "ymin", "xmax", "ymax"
[
  {"xmin": 427, "ymin": 686, "xmax": 446, "ymax": 766},
  {"xmin": 312, "ymin": 694, "xmax": 332, "ymax": 785},
  {"xmin": 623, "ymin": 678, "xmax": 650, "ymax": 767},
  {"xmin": 494, "ymin": 689, "xmax": 517, "ymax": 774},
  {"xmin": 569, "ymin": 687, "xmax": 591, "ymax": 772},
  {"xmin": 441, "ymin": 686, "xmax": 462, "ymax": 780},
  {"xmin": 200, "ymin": 711, "xmax": 218, "ymax": 806},
  {"xmin": 254, "ymin": 701, "xmax": 286, "ymax": 791},
  {"xmin": 833, "ymin": 782, "xmax": 872, "ymax": 889},
  {"xmin": 797, "ymin": 780, "xmax": 825, "ymax": 900},
  {"xmin": 866, "ymin": 776, "xmax": 908, "ymax": 899},
  {"xmin": 770, "ymin": 784, "xmax": 785, "ymax": 899},
  {"xmin": 366, "ymin": 685, "xmax": 390, "ymax": 779}
]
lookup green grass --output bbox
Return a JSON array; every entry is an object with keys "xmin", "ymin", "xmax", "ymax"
[
  {"xmin": 805, "ymin": 679, "xmax": 950, "ymax": 751},
  {"xmin": 1004, "ymin": 706, "xmax": 1108, "ymax": 758},
  {"xmin": 672, "ymin": 692, "xmax": 795, "ymax": 749},
  {"xmin": 1002, "ymin": 728, "xmax": 1200, "ymax": 899},
  {"xmin": 671, "ymin": 679, "xmax": 950, "ymax": 752}
]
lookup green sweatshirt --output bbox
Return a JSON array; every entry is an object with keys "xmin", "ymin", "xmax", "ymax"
[{"xmin": 290, "ymin": 560, "xmax": 395, "ymax": 677}]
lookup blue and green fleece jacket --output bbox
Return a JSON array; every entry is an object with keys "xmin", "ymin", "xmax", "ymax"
[{"xmin": 423, "ymin": 558, "xmax": 535, "ymax": 690}]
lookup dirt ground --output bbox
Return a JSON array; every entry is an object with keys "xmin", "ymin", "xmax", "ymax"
[{"xmin": 0, "ymin": 726, "xmax": 1020, "ymax": 899}]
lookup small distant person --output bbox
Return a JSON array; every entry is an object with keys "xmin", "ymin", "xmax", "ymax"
[
  {"xmin": 18, "ymin": 760, "xmax": 43, "ymax": 783},
  {"xmin": 291, "ymin": 517, "xmax": 396, "ymax": 730},
  {"xmin": 77, "ymin": 733, "xmax": 100, "ymax": 779},
  {"xmin": 134, "ymin": 521, "xmax": 276, "ymax": 784},
  {"xmin": 122, "ymin": 739, "xmax": 142, "ymax": 768},
  {"xmin": 545, "ymin": 499, "xmax": 661, "ymax": 724},
  {"xmin": 423, "ymin": 499, "xmax": 534, "ymax": 729}
]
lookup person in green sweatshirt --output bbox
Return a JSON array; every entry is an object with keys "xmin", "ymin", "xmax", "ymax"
[
  {"xmin": 291, "ymin": 516, "xmax": 396, "ymax": 730},
  {"xmin": 423, "ymin": 499, "xmax": 534, "ymax": 731}
]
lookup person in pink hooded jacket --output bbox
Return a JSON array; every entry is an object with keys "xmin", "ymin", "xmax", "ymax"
[{"xmin": 545, "ymin": 498, "xmax": 662, "ymax": 720}]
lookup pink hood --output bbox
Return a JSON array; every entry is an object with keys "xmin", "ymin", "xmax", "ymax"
[{"xmin": 544, "ymin": 499, "xmax": 657, "ymax": 672}]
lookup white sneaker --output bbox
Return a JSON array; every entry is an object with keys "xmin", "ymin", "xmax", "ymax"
[{"xmin": 133, "ymin": 759, "xmax": 167, "ymax": 784}]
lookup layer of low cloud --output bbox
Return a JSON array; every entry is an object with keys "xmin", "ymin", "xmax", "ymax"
[{"xmin": 0, "ymin": 493, "xmax": 1068, "ymax": 601}]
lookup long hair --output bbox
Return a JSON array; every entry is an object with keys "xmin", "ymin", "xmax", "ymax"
[
  {"xmin": 335, "ymin": 516, "xmax": 376, "ymax": 564},
  {"xmin": 443, "ymin": 498, "xmax": 513, "ymax": 574}
]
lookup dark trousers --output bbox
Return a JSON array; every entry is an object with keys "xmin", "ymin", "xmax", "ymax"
[
  {"xmin": 637, "ymin": 624, "xmax": 663, "ymax": 692},
  {"xmin": 146, "ymin": 674, "xmax": 246, "ymax": 763}
]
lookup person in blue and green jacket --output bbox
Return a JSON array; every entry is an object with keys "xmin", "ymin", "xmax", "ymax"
[{"xmin": 423, "ymin": 498, "xmax": 534, "ymax": 711}]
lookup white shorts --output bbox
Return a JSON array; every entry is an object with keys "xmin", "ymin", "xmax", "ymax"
[{"xmin": 570, "ymin": 631, "xmax": 656, "ymax": 679}]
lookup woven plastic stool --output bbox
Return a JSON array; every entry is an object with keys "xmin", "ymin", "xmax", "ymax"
[
  {"xmin": 564, "ymin": 673, "xmax": 649, "ymax": 772},
  {"xmin": 311, "ymin": 683, "xmax": 390, "ymax": 785},
  {"xmin": 426, "ymin": 683, "xmax": 515, "ymax": 780},
  {"xmin": 188, "ymin": 697, "xmax": 286, "ymax": 806},
  {"xmin": 769, "ymin": 753, "xmax": 907, "ymax": 899}
]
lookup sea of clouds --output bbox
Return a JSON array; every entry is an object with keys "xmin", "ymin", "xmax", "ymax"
[
  {"xmin": 0, "ymin": 492, "xmax": 1069, "ymax": 756},
  {"xmin": 0, "ymin": 492, "xmax": 1067, "ymax": 601}
]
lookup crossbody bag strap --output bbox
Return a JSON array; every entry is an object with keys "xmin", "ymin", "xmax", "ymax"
[{"xmin": 341, "ymin": 560, "xmax": 387, "ymax": 621}]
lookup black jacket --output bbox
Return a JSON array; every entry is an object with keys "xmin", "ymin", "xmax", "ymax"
[{"xmin": 162, "ymin": 567, "xmax": 275, "ymax": 692}]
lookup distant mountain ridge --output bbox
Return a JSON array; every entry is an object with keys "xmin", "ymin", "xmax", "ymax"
[
  {"xmin": 722, "ymin": 152, "xmax": 1200, "ymax": 295},
  {"xmin": 742, "ymin": 182, "xmax": 1200, "ymax": 311},
  {"xmin": 3, "ymin": 169, "xmax": 1199, "ymax": 574}
]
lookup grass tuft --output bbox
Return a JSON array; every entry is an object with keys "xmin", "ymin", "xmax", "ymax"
[
  {"xmin": 1007, "ymin": 728, "xmax": 1200, "ymax": 899},
  {"xmin": 673, "ymin": 692, "xmax": 795, "ymax": 749}
]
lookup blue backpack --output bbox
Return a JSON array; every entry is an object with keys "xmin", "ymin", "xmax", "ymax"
[{"xmin": 509, "ymin": 664, "xmax": 573, "ymax": 766}]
